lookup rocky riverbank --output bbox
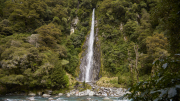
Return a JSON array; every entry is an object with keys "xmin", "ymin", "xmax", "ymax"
[
  {"xmin": 26, "ymin": 83, "xmax": 130, "ymax": 100},
  {"xmin": 4, "ymin": 82, "xmax": 130, "ymax": 101},
  {"xmin": 65, "ymin": 83, "xmax": 130, "ymax": 97}
]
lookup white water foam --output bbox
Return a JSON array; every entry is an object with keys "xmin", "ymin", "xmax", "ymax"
[{"xmin": 85, "ymin": 8, "xmax": 95, "ymax": 82}]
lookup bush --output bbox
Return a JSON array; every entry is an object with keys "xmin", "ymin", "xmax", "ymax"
[
  {"xmin": 118, "ymin": 76, "xmax": 121, "ymax": 84},
  {"xmin": 1, "ymin": 27, "xmax": 13, "ymax": 36},
  {"xmin": 110, "ymin": 79, "xmax": 117, "ymax": 84},
  {"xmin": 51, "ymin": 62, "xmax": 69, "ymax": 89},
  {"xmin": 52, "ymin": 16, "xmax": 60, "ymax": 24},
  {"xmin": 83, "ymin": 81, "xmax": 86, "ymax": 89}
]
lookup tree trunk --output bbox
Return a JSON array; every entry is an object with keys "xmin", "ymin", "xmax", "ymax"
[
  {"xmin": 128, "ymin": 49, "xmax": 133, "ymax": 86},
  {"xmin": 130, "ymin": 64, "xmax": 133, "ymax": 86},
  {"xmin": 134, "ymin": 44, "xmax": 139, "ymax": 83}
]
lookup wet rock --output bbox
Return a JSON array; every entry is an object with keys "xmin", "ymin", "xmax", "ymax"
[
  {"xmin": 66, "ymin": 93, "xmax": 70, "ymax": 97},
  {"xmin": 103, "ymin": 97, "xmax": 110, "ymax": 100},
  {"xmin": 37, "ymin": 92, "xmax": 42, "ymax": 96},
  {"xmin": 28, "ymin": 97, "xmax": 35, "ymax": 101},
  {"xmin": 75, "ymin": 91, "xmax": 79, "ymax": 96},
  {"xmin": 42, "ymin": 94, "xmax": 51, "ymax": 97},
  {"xmin": 95, "ymin": 93, "xmax": 100, "ymax": 96},
  {"xmin": 48, "ymin": 97, "xmax": 53, "ymax": 101},
  {"xmin": 110, "ymin": 93, "xmax": 114, "ymax": 97},
  {"xmin": 86, "ymin": 89, "xmax": 91, "ymax": 95},
  {"xmin": 28, "ymin": 92, "xmax": 36, "ymax": 96},
  {"xmin": 69, "ymin": 91, "xmax": 75, "ymax": 95},
  {"xmin": 87, "ymin": 98, "xmax": 91, "ymax": 100},
  {"xmin": 102, "ymin": 93, "xmax": 107, "ymax": 96},
  {"xmin": 56, "ymin": 98, "xmax": 63, "ymax": 101},
  {"xmin": 58, "ymin": 93, "xmax": 63, "ymax": 96},
  {"xmin": 78, "ymin": 19, "xmax": 101, "ymax": 82},
  {"xmin": 78, "ymin": 92, "xmax": 85, "ymax": 96},
  {"xmin": 45, "ymin": 90, "xmax": 52, "ymax": 95},
  {"xmin": 89, "ymin": 91, "xmax": 94, "ymax": 96}
]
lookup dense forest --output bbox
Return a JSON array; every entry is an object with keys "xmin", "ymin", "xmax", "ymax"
[{"xmin": 0, "ymin": 0, "xmax": 180, "ymax": 100}]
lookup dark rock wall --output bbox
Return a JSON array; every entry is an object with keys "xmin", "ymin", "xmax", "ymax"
[
  {"xmin": 92, "ymin": 22, "xmax": 101, "ymax": 81},
  {"xmin": 78, "ymin": 20, "xmax": 101, "ymax": 82}
]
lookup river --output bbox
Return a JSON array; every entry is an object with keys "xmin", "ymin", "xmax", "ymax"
[{"xmin": 0, "ymin": 95, "xmax": 130, "ymax": 101}]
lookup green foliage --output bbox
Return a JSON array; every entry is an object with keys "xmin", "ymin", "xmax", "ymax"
[
  {"xmin": 3, "ymin": 0, "xmax": 48, "ymax": 32},
  {"xmin": 0, "ymin": 19, "xmax": 13, "ymax": 36},
  {"xmin": 98, "ymin": 0, "xmax": 128, "ymax": 24},
  {"xmin": 83, "ymin": 81, "xmax": 86, "ymax": 89},
  {"xmin": 52, "ymin": 16, "xmax": 60, "ymax": 24},
  {"xmin": 70, "ymin": 29, "xmax": 87, "ymax": 48},
  {"xmin": 110, "ymin": 79, "xmax": 118, "ymax": 84},
  {"xmin": 124, "ymin": 20, "xmax": 138, "ymax": 42},
  {"xmin": 125, "ymin": 57, "xmax": 180, "ymax": 100},
  {"xmin": 0, "ymin": 33, "xmax": 70, "ymax": 93},
  {"xmin": 0, "ymin": 0, "xmax": 6, "ymax": 17},
  {"xmin": 151, "ymin": 0, "xmax": 180, "ymax": 54},
  {"xmin": 35, "ymin": 23, "xmax": 62, "ymax": 48},
  {"xmin": 101, "ymin": 36, "xmax": 128, "ymax": 74},
  {"xmin": 146, "ymin": 33, "xmax": 168, "ymax": 57},
  {"xmin": 118, "ymin": 76, "xmax": 121, "ymax": 84},
  {"xmin": 96, "ymin": 0, "xmax": 173, "ymax": 91},
  {"xmin": 0, "ymin": 0, "xmax": 94, "ymax": 94},
  {"xmin": 51, "ymin": 62, "xmax": 69, "ymax": 89},
  {"xmin": 0, "ymin": 0, "xmax": 178, "ymax": 96}
]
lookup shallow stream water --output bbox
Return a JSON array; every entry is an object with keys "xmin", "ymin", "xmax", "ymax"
[{"xmin": 0, "ymin": 95, "xmax": 130, "ymax": 101}]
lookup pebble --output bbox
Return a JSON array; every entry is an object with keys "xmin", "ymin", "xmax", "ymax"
[
  {"xmin": 103, "ymin": 97, "xmax": 110, "ymax": 100},
  {"xmin": 48, "ymin": 97, "xmax": 53, "ymax": 101}
]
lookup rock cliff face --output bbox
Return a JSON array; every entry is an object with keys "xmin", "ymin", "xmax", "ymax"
[
  {"xmin": 91, "ymin": 20, "xmax": 101, "ymax": 81},
  {"xmin": 70, "ymin": 17, "xmax": 79, "ymax": 35},
  {"xmin": 79, "ymin": 20, "xmax": 101, "ymax": 82}
]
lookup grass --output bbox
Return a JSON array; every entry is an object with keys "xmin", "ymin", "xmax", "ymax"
[
  {"xmin": 96, "ymin": 73, "xmax": 134, "ymax": 88},
  {"xmin": 66, "ymin": 73, "xmax": 78, "ymax": 89},
  {"xmin": 96, "ymin": 77, "xmax": 119, "ymax": 87}
]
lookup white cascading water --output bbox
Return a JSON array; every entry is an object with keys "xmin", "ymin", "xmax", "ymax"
[{"xmin": 85, "ymin": 8, "xmax": 95, "ymax": 82}]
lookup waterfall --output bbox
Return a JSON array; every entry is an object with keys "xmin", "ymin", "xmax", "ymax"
[
  {"xmin": 85, "ymin": 8, "xmax": 95, "ymax": 82},
  {"xmin": 79, "ymin": 8, "xmax": 100, "ymax": 82}
]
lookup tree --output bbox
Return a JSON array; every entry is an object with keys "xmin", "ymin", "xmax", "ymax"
[
  {"xmin": 146, "ymin": 33, "xmax": 169, "ymax": 60},
  {"xmin": 123, "ymin": 20, "xmax": 138, "ymax": 42},
  {"xmin": 125, "ymin": 56, "xmax": 180, "ymax": 101},
  {"xmin": 51, "ymin": 62, "xmax": 69, "ymax": 89},
  {"xmin": 35, "ymin": 23, "xmax": 62, "ymax": 49},
  {"xmin": 134, "ymin": 44, "xmax": 139, "ymax": 82},
  {"xmin": 0, "ymin": 0, "xmax": 6, "ymax": 17},
  {"xmin": 151, "ymin": 0, "xmax": 180, "ymax": 54},
  {"xmin": 3, "ymin": 0, "xmax": 48, "ymax": 32}
]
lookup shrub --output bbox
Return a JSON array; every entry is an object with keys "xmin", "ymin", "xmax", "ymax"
[
  {"xmin": 51, "ymin": 62, "xmax": 69, "ymax": 89},
  {"xmin": 52, "ymin": 16, "xmax": 60, "ymax": 24}
]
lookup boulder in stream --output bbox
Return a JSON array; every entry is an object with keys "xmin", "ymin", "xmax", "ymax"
[
  {"xmin": 28, "ymin": 97, "xmax": 35, "ymax": 101},
  {"xmin": 42, "ymin": 94, "xmax": 51, "ymax": 97},
  {"xmin": 58, "ymin": 93, "xmax": 63, "ymax": 96},
  {"xmin": 103, "ymin": 97, "xmax": 111, "ymax": 100},
  {"xmin": 48, "ymin": 97, "xmax": 53, "ymax": 101},
  {"xmin": 28, "ymin": 93, "xmax": 36, "ymax": 96},
  {"xmin": 89, "ymin": 91, "xmax": 95, "ymax": 96},
  {"xmin": 66, "ymin": 93, "xmax": 70, "ymax": 97}
]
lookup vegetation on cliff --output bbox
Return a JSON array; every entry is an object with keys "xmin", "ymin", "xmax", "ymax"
[
  {"xmin": 0, "ymin": 0, "xmax": 180, "ymax": 100},
  {"xmin": 0, "ymin": 0, "xmax": 92, "ymax": 94}
]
